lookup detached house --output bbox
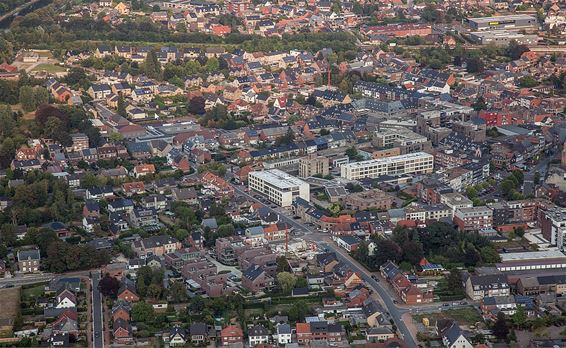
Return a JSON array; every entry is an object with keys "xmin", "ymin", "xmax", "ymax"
[
  {"xmin": 248, "ymin": 324, "xmax": 269, "ymax": 346},
  {"xmin": 55, "ymin": 288, "xmax": 77, "ymax": 309},
  {"xmin": 220, "ymin": 325, "xmax": 243, "ymax": 346},
  {"xmin": 169, "ymin": 327, "xmax": 187, "ymax": 347},
  {"xmin": 437, "ymin": 319, "xmax": 473, "ymax": 348},
  {"xmin": 133, "ymin": 164, "xmax": 156, "ymax": 178},
  {"xmin": 17, "ymin": 249, "xmax": 41, "ymax": 273}
]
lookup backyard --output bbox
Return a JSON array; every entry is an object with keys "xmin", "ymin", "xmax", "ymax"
[{"xmin": 0, "ymin": 287, "xmax": 21, "ymax": 337}]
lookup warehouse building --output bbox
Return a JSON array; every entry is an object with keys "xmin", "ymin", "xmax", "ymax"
[
  {"xmin": 496, "ymin": 250, "xmax": 566, "ymax": 272},
  {"xmin": 248, "ymin": 169, "xmax": 310, "ymax": 207},
  {"xmin": 340, "ymin": 152, "xmax": 434, "ymax": 180},
  {"xmin": 470, "ymin": 31, "xmax": 540, "ymax": 46},
  {"xmin": 466, "ymin": 15, "xmax": 538, "ymax": 32}
]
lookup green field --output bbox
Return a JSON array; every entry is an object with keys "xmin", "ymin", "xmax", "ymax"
[
  {"xmin": 414, "ymin": 307, "xmax": 483, "ymax": 327},
  {"xmin": 22, "ymin": 284, "xmax": 45, "ymax": 300},
  {"xmin": 31, "ymin": 63, "xmax": 67, "ymax": 73}
]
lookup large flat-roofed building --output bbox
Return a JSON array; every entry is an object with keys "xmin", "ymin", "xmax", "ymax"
[
  {"xmin": 248, "ymin": 169, "xmax": 310, "ymax": 207},
  {"xmin": 465, "ymin": 15, "xmax": 538, "ymax": 32},
  {"xmin": 372, "ymin": 128, "xmax": 431, "ymax": 155},
  {"xmin": 440, "ymin": 192, "xmax": 474, "ymax": 218},
  {"xmin": 361, "ymin": 23, "xmax": 432, "ymax": 37},
  {"xmin": 340, "ymin": 152, "xmax": 434, "ymax": 180},
  {"xmin": 470, "ymin": 31, "xmax": 540, "ymax": 46},
  {"xmin": 496, "ymin": 250, "xmax": 566, "ymax": 272}
]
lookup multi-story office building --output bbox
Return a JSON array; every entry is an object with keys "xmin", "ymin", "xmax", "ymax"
[
  {"xmin": 248, "ymin": 169, "xmax": 310, "ymax": 207},
  {"xmin": 340, "ymin": 152, "xmax": 434, "ymax": 180},
  {"xmin": 299, "ymin": 155, "xmax": 329, "ymax": 178}
]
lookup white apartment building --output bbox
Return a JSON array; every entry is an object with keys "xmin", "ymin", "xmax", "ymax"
[
  {"xmin": 248, "ymin": 169, "xmax": 310, "ymax": 207},
  {"xmin": 440, "ymin": 192, "xmax": 474, "ymax": 218},
  {"xmin": 340, "ymin": 152, "xmax": 434, "ymax": 180}
]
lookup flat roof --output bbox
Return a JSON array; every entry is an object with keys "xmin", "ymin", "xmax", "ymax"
[
  {"xmin": 471, "ymin": 31, "xmax": 537, "ymax": 39},
  {"xmin": 467, "ymin": 14, "xmax": 536, "ymax": 24},
  {"xmin": 249, "ymin": 169, "xmax": 308, "ymax": 189},
  {"xmin": 341, "ymin": 152, "xmax": 433, "ymax": 169},
  {"xmin": 499, "ymin": 250, "xmax": 566, "ymax": 262}
]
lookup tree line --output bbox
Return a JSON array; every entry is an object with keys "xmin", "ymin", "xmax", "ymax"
[{"xmin": 354, "ymin": 222, "xmax": 500, "ymax": 271}]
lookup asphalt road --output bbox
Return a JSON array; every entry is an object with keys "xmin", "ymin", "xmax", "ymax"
[
  {"xmin": 0, "ymin": 273, "xmax": 54, "ymax": 287},
  {"xmin": 523, "ymin": 155, "xmax": 554, "ymax": 196},
  {"xmin": 92, "ymin": 271, "xmax": 104, "ymax": 348},
  {"xmin": 230, "ymin": 184, "xmax": 419, "ymax": 347}
]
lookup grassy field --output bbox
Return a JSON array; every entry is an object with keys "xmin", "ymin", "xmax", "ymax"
[
  {"xmin": 31, "ymin": 63, "xmax": 66, "ymax": 73},
  {"xmin": 22, "ymin": 284, "xmax": 45, "ymax": 300},
  {"xmin": 0, "ymin": 287, "xmax": 21, "ymax": 337},
  {"xmin": 414, "ymin": 307, "xmax": 483, "ymax": 328}
]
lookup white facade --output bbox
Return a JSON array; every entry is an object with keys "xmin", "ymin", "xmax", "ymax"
[
  {"xmin": 248, "ymin": 169, "xmax": 310, "ymax": 207},
  {"xmin": 277, "ymin": 334, "xmax": 292, "ymax": 344},
  {"xmin": 440, "ymin": 193, "xmax": 474, "ymax": 218},
  {"xmin": 249, "ymin": 335, "xmax": 269, "ymax": 346},
  {"xmin": 340, "ymin": 152, "xmax": 434, "ymax": 180}
]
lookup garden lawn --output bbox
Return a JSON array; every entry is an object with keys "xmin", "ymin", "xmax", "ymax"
[{"xmin": 31, "ymin": 64, "xmax": 66, "ymax": 73}]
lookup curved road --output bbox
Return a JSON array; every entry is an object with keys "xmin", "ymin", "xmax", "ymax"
[{"xmin": 230, "ymin": 183, "xmax": 419, "ymax": 347}]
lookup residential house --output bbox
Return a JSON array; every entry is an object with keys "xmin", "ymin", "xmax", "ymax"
[
  {"xmin": 169, "ymin": 327, "xmax": 188, "ymax": 347},
  {"xmin": 132, "ymin": 235, "xmax": 182, "ymax": 257},
  {"xmin": 248, "ymin": 324, "xmax": 269, "ymax": 346},
  {"xmin": 465, "ymin": 274, "xmax": 510, "ymax": 301},
  {"xmin": 17, "ymin": 249, "xmax": 40, "ymax": 273},
  {"xmin": 220, "ymin": 325, "xmax": 243, "ymax": 346},
  {"xmin": 242, "ymin": 265, "xmax": 274, "ymax": 293},
  {"xmin": 117, "ymin": 280, "xmax": 140, "ymax": 302}
]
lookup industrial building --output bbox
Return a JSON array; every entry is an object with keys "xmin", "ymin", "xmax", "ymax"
[
  {"xmin": 470, "ymin": 31, "xmax": 540, "ymax": 46},
  {"xmin": 496, "ymin": 250, "xmax": 566, "ymax": 272},
  {"xmin": 465, "ymin": 15, "xmax": 538, "ymax": 32},
  {"xmin": 248, "ymin": 169, "xmax": 310, "ymax": 207},
  {"xmin": 340, "ymin": 152, "xmax": 434, "ymax": 180}
]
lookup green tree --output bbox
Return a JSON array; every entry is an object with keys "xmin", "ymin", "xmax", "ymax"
[
  {"xmin": 147, "ymin": 283, "xmax": 163, "ymax": 299},
  {"xmin": 493, "ymin": 312, "xmax": 509, "ymax": 339},
  {"xmin": 288, "ymin": 300, "xmax": 310, "ymax": 321},
  {"xmin": 205, "ymin": 57, "xmax": 219, "ymax": 72},
  {"xmin": 132, "ymin": 301, "xmax": 154, "ymax": 322},
  {"xmin": 446, "ymin": 269, "xmax": 464, "ymax": 295},
  {"xmin": 143, "ymin": 50, "xmax": 161, "ymax": 79},
  {"xmin": 32, "ymin": 86, "xmax": 49, "ymax": 106},
  {"xmin": 511, "ymin": 306, "xmax": 526, "ymax": 328},
  {"xmin": 19, "ymin": 85, "xmax": 34, "ymax": 112},
  {"xmin": 217, "ymin": 224, "xmax": 235, "ymax": 237},
  {"xmin": 117, "ymin": 93, "xmax": 127, "ymax": 117},
  {"xmin": 466, "ymin": 56, "xmax": 484, "ymax": 74},
  {"xmin": 169, "ymin": 281, "xmax": 188, "ymax": 303},
  {"xmin": 472, "ymin": 96, "xmax": 487, "ymax": 111},
  {"xmin": 277, "ymin": 272, "xmax": 297, "ymax": 293}
]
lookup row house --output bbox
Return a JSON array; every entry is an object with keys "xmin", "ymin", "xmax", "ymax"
[{"xmin": 295, "ymin": 321, "xmax": 346, "ymax": 345}]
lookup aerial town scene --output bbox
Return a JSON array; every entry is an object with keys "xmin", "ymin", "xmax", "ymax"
[{"xmin": 1, "ymin": 0, "xmax": 566, "ymax": 347}]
